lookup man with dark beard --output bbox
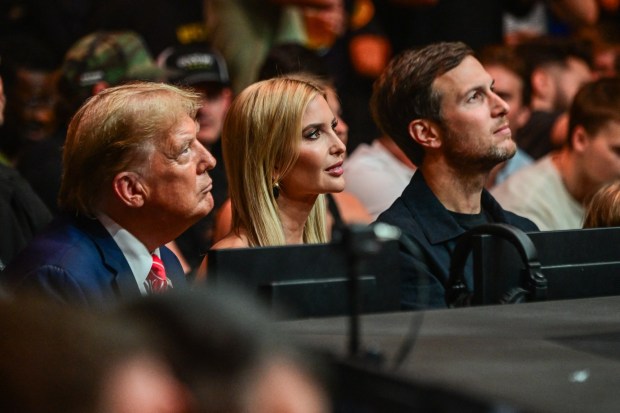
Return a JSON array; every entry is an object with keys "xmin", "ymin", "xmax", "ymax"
[{"xmin": 371, "ymin": 42, "xmax": 538, "ymax": 310}]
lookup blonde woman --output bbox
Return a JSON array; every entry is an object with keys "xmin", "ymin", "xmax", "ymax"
[
  {"xmin": 211, "ymin": 76, "xmax": 346, "ymax": 249},
  {"xmin": 583, "ymin": 180, "xmax": 620, "ymax": 228}
]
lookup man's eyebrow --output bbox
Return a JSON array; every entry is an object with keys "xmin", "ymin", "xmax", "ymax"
[{"xmin": 461, "ymin": 79, "xmax": 495, "ymax": 99}]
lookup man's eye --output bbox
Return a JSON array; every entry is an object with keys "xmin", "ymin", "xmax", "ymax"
[{"xmin": 468, "ymin": 92, "xmax": 481, "ymax": 102}]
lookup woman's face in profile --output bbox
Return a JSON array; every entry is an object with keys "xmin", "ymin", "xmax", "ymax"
[{"xmin": 279, "ymin": 95, "xmax": 346, "ymax": 199}]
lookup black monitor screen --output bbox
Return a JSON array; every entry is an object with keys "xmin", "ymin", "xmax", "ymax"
[{"xmin": 206, "ymin": 240, "xmax": 401, "ymax": 319}]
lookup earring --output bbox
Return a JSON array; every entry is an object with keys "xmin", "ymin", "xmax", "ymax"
[{"xmin": 272, "ymin": 182, "xmax": 280, "ymax": 199}]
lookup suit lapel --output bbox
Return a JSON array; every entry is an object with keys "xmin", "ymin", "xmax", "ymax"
[
  {"xmin": 77, "ymin": 216, "xmax": 142, "ymax": 299},
  {"xmin": 160, "ymin": 246, "xmax": 187, "ymax": 289}
]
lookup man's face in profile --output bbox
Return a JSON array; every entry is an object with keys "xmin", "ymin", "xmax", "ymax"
[
  {"xmin": 139, "ymin": 114, "xmax": 216, "ymax": 230},
  {"xmin": 433, "ymin": 55, "xmax": 516, "ymax": 172}
]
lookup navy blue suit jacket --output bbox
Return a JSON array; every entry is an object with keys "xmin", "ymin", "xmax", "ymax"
[
  {"xmin": 376, "ymin": 171, "xmax": 539, "ymax": 310},
  {"xmin": 0, "ymin": 214, "xmax": 186, "ymax": 307}
]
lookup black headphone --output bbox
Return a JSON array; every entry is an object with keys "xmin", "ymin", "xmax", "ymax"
[{"xmin": 445, "ymin": 223, "xmax": 548, "ymax": 307}]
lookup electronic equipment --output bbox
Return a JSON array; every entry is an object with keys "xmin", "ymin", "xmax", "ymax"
[
  {"xmin": 447, "ymin": 225, "xmax": 620, "ymax": 306},
  {"xmin": 206, "ymin": 237, "xmax": 401, "ymax": 319}
]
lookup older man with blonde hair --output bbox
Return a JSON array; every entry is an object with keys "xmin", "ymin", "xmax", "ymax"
[{"xmin": 1, "ymin": 82, "xmax": 216, "ymax": 307}]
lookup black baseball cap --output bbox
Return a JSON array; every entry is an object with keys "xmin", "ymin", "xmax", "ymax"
[{"xmin": 157, "ymin": 44, "xmax": 230, "ymax": 87}]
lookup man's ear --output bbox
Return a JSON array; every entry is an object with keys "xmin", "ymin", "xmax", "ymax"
[
  {"xmin": 531, "ymin": 68, "xmax": 551, "ymax": 98},
  {"xmin": 112, "ymin": 172, "xmax": 146, "ymax": 208},
  {"xmin": 571, "ymin": 125, "xmax": 590, "ymax": 153},
  {"xmin": 408, "ymin": 119, "xmax": 441, "ymax": 149}
]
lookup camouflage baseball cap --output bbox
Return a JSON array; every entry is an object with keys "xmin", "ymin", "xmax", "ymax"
[{"xmin": 60, "ymin": 31, "xmax": 165, "ymax": 91}]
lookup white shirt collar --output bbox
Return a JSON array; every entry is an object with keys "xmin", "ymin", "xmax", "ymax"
[{"xmin": 97, "ymin": 213, "xmax": 160, "ymax": 295}]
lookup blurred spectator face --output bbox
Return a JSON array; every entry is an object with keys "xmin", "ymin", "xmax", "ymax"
[
  {"xmin": 484, "ymin": 64, "xmax": 530, "ymax": 134},
  {"xmin": 249, "ymin": 359, "xmax": 329, "ymax": 413},
  {"xmin": 11, "ymin": 68, "xmax": 58, "ymax": 141},
  {"xmin": 592, "ymin": 47, "xmax": 617, "ymax": 79},
  {"xmin": 550, "ymin": 57, "xmax": 592, "ymax": 112},
  {"xmin": 195, "ymin": 84, "xmax": 232, "ymax": 147},
  {"xmin": 578, "ymin": 120, "xmax": 620, "ymax": 190},
  {"xmin": 99, "ymin": 354, "xmax": 190, "ymax": 413}
]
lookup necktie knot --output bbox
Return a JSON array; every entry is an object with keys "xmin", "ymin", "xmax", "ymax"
[{"xmin": 146, "ymin": 254, "xmax": 172, "ymax": 293}]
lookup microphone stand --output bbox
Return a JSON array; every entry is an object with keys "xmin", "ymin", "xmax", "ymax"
[{"xmin": 338, "ymin": 224, "xmax": 384, "ymax": 361}]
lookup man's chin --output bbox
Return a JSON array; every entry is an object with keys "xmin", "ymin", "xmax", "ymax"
[
  {"xmin": 199, "ymin": 193, "xmax": 215, "ymax": 216},
  {"xmin": 496, "ymin": 140, "xmax": 517, "ymax": 161}
]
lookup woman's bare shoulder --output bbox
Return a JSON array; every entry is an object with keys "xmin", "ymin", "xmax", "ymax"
[
  {"xmin": 196, "ymin": 231, "xmax": 250, "ymax": 281},
  {"xmin": 210, "ymin": 231, "xmax": 250, "ymax": 249}
]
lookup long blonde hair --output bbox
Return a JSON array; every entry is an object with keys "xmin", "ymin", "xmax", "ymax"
[{"xmin": 222, "ymin": 77, "xmax": 328, "ymax": 246}]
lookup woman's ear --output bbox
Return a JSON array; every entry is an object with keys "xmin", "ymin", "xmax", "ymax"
[
  {"xmin": 408, "ymin": 119, "xmax": 441, "ymax": 149},
  {"xmin": 112, "ymin": 172, "xmax": 146, "ymax": 208}
]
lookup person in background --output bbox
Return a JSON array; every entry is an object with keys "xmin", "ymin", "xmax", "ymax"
[
  {"xmin": 477, "ymin": 44, "xmax": 533, "ymax": 188},
  {"xmin": 204, "ymin": 0, "xmax": 345, "ymax": 94},
  {"xmin": 15, "ymin": 30, "xmax": 167, "ymax": 216},
  {"xmin": 0, "ymin": 34, "xmax": 59, "ymax": 163},
  {"xmin": 494, "ymin": 77, "xmax": 620, "ymax": 230},
  {"xmin": 372, "ymin": 41, "xmax": 538, "ymax": 310},
  {"xmin": 583, "ymin": 179, "xmax": 620, "ymax": 228},
  {"xmin": 344, "ymin": 133, "xmax": 416, "ymax": 219},
  {"xmin": 0, "ymin": 294, "xmax": 190, "ymax": 413},
  {"xmin": 0, "ymin": 56, "xmax": 52, "ymax": 270},
  {"xmin": 515, "ymin": 35, "xmax": 593, "ymax": 159},
  {"xmin": 210, "ymin": 76, "xmax": 345, "ymax": 250},
  {"xmin": 1, "ymin": 82, "xmax": 216, "ymax": 307},
  {"xmin": 120, "ymin": 287, "xmax": 330, "ymax": 413},
  {"xmin": 158, "ymin": 43, "xmax": 233, "ymax": 274}
]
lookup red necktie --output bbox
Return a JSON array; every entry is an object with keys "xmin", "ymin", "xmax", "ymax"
[{"xmin": 146, "ymin": 254, "xmax": 172, "ymax": 293}]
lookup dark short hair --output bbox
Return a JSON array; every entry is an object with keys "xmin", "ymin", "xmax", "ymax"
[
  {"xmin": 568, "ymin": 76, "xmax": 620, "ymax": 148},
  {"xmin": 477, "ymin": 44, "xmax": 531, "ymax": 106},
  {"xmin": 370, "ymin": 42, "xmax": 473, "ymax": 165},
  {"xmin": 515, "ymin": 36, "xmax": 593, "ymax": 81}
]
